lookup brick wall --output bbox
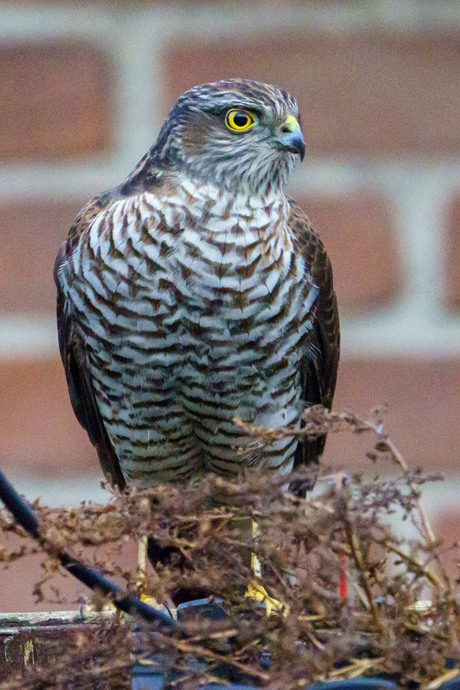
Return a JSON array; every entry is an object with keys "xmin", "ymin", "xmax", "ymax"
[{"xmin": 1, "ymin": 1, "xmax": 460, "ymax": 611}]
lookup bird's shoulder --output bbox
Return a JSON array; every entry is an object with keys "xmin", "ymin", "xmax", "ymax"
[
  {"xmin": 65, "ymin": 189, "xmax": 120, "ymax": 254},
  {"xmin": 287, "ymin": 197, "xmax": 332, "ymax": 290},
  {"xmin": 63, "ymin": 163, "xmax": 173, "ymax": 256},
  {"xmin": 286, "ymin": 195, "xmax": 340, "ymax": 376}
]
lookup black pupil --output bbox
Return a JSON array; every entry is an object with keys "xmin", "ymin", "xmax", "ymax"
[{"xmin": 233, "ymin": 112, "xmax": 249, "ymax": 127}]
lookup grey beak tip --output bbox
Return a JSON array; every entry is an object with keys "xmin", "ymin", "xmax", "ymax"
[
  {"xmin": 279, "ymin": 128, "xmax": 306, "ymax": 161},
  {"xmin": 292, "ymin": 136, "xmax": 306, "ymax": 161}
]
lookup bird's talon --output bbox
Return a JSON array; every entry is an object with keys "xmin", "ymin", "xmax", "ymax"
[
  {"xmin": 245, "ymin": 580, "xmax": 289, "ymax": 616},
  {"xmin": 140, "ymin": 593, "xmax": 177, "ymax": 619}
]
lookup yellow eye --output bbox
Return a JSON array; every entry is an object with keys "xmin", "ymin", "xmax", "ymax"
[{"xmin": 225, "ymin": 109, "xmax": 255, "ymax": 132}]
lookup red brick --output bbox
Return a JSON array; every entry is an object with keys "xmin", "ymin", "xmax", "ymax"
[
  {"xmin": 0, "ymin": 538, "xmax": 88, "ymax": 614},
  {"xmin": 0, "ymin": 43, "xmax": 113, "ymax": 160},
  {"xmin": 0, "ymin": 359, "xmax": 96, "ymax": 477},
  {"xmin": 1, "ymin": 200, "xmax": 82, "ymax": 313},
  {"xmin": 0, "ymin": 533, "xmax": 138, "ymax": 613},
  {"xmin": 325, "ymin": 358, "xmax": 460, "ymax": 477},
  {"xmin": 295, "ymin": 194, "xmax": 398, "ymax": 310},
  {"xmin": 445, "ymin": 195, "xmax": 460, "ymax": 310},
  {"xmin": 164, "ymin": 32, "xmax": 460, "ymax": 155}
]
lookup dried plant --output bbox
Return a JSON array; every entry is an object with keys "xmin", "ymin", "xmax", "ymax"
[{"xmin": 0, "ymin": 407, "xmax": 459, "ymax": 689}]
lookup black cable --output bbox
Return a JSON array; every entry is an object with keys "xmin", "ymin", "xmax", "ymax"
[{"xmin": 0, "ymin": 469, "xmax": 177, "ymax": 630}]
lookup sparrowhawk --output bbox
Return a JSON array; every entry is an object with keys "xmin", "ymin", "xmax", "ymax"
[{"xmin": 55, "ymin": 79, "xmax": 340, "ymax": 500}]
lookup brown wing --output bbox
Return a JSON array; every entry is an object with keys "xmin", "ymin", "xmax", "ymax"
[
  {"xmin": 54, "ymin": 191, "xmax": 127, "ymax": 489},
  {"xmin": 55, "ymin": 157, "xmax": 169, "ymax": 488},
  {"xmin": 288, "ymin": 198, "xmax": 340, "ymax": 491}
]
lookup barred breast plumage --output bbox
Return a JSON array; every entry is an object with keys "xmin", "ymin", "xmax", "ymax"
[{"xmin": 55, "ymin": 79, "xmax": 339, "ymax": 494}]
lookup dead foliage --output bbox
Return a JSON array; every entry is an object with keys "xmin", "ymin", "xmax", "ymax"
[{"xmin": 0, "ymin": 407, "xmax": 459, "ymax": 688}]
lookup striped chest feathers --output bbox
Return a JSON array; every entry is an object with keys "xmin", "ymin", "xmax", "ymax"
[{"xmin": 71, "ymin": 182, "xmax": 317, "ymax": 354}]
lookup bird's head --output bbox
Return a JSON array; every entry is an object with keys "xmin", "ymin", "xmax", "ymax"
[{"xmin": 152, "ymin": 79, "xmax": 305, "ymax": 196}]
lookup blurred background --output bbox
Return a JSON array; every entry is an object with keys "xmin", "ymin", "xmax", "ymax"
[{"xmin": 1, "ymin": 0, "xmax": 460, "ymax": 610}]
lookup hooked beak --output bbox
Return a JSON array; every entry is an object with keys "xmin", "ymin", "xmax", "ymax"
[{"xmin": 277, "ymin": 114, "xmax": 305, "ymax": 161}]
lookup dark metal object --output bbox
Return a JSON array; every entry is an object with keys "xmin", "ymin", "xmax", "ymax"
[
  {"xmin": 176, "ymin": 597, "xmax": 228, "ymax": 623},
  {"xmin": 132, "ymin": 662, "xmax": 255, "ymax": 690},
  {"xmin": 307, "ymin": 681, "xmax": 398, "ymax": 689},
  {"xmin": 131, "ymin": 657, "xmax": 256, "ymax": 690}
]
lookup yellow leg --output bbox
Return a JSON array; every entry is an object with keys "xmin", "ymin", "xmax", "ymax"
[
  {"xmin": 137, "ymin": 534, "xmax": 177, "ymax": 618},
  {"xmin": 137, "ymin": 534, "xmax": 166, "ymax": 610},
  {"xmin": 250, "ymin": 519, "xmax": 262, "ymax": 578},
  {"xmin": 137, "ymin": 534, "xmax": 148, "ymax": 590},
  {"xmin": 244, "ymin": 519, "xmax": 289, "ymax": 616}
]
